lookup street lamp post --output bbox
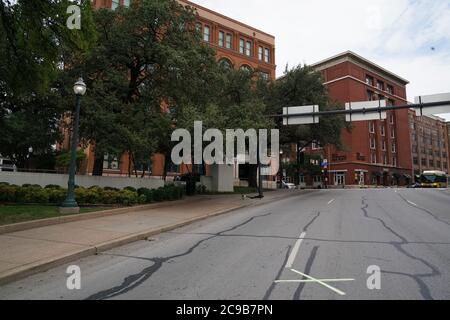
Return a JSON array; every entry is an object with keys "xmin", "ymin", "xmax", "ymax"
[
  {"xmin": 60, "ymin": 78, "xmax": 86, "ymax": 214},
  {"xmin": 27, "ymin": 146, "xmax": 33, "ymax": 171}
]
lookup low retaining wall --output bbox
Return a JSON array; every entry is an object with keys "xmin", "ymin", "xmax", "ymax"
[{"xmin": 0, "ymin": 171, "xmax": 164, "ymax": 190}]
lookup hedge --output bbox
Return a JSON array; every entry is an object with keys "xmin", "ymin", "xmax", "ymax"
[{"xmin": 0, "ymin": 182, "xmax": 185, "ymax": 206}]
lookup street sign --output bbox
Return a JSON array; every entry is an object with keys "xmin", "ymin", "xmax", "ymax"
[
  {"xmin": 322, "ymin": 159, "xmax": 328, "ymax": 169},
  {"xmin": 414, "ymin": 93, "xmax": 450, "ymax": 116},
  {"xmin": 283, "ymin": 105, "xmax": 319, "ymax": 125},
  {"xmin": 345, "ymin": 100, "xmax": 387, "ymax": 122}
]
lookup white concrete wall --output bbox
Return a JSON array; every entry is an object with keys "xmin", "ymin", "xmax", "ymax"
[
  {"xmin": 210, "ymin": 164, "xmax": 234, "ymax": 193},
  {"xmin": 0, "ymin": 172, "xmax": 164, "ymax": 190}
]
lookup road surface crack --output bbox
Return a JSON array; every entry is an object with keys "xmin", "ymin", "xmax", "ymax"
[
  {"xmin": 85, "ymin": 212, "xmax": 273, "ymax": 300},
  {"xmin": 361, "ymin": 196, "xmax": 440, "ymax": 300}
]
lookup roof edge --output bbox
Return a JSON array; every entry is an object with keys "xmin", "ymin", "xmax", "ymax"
[{"xmin": 310, "ymin": 51, "xmax": 409, "ymax": 85}]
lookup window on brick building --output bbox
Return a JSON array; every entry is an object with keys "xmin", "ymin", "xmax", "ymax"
[
  {"xmin": 383, "ymin": 154, "xmax": 387, "ymax": 165},
  {"xmin": 367, "ymin": 90, "xmax": 375, "ymax": 101},
  {"xmin": 371, "ymin": 153, "xmax": 377, "ymax": 164},
  {"xmin": 421, "ymin": 158, "xmax": 427, "ymax": 166},
  {"xmin": 387, "ymin": 85, "xmax": 394, "ymax": 94},
  {"xmin": 382, "ymin": 139, "xmax": 386, "ymax": 151},
  {"xmin": 226, "ymin": 33, "xmax": 232, "ymax": 49},
  {"xmin": 392, "ymin": 143, "xmax": 396, "ymax": 153},
  {"xmin": 376, "ymin": 80, "xmax": 384, "ymax": 91},
  {"xmin": 218, "ymin": 31, "xmax": 224, "ymax": 47},
  {"xmin": 112, "ymin": 0, "xmax": 119, "ymax": 10},
  {"xmin": 369, "ymin": 121, "xmax": 375, "ymax": 133},
  {"xmin": 264, "ymin": 48, "xmax": 270, "ymax": 63},
  {"xmin": 381, "ymin": 124, "xmax": 385, "ymax": 136},
  {"xmin": 391, "ymin": 127, "xmax": 395, "ymax": 138},
  {"xmin": 239, "ymin": 39, "xmax": 245, "ymax": 54},
  {"xmin": 203, "ymin": 25, "xmax": 210, "ymax": 42},
  {"xmin": 370, "ymin": 137, "xmax": 376, "ymax": 149},
  {"xmin": 258, "ymin": 46, "xmax": 263, "ymax": 60},
  {"xmin": 413, "ymin": 157, "xmax": 418, "ymax": 165},
  {"xmin": 246, "ymin": 40, "xmax": 252, "ymax": 56},
  {"xmin": 103, "ymin": 154, "xmax": 119, "ymax": 170},
  {"xmin": 366, "ymin": 75, "xmax": 374, "ymax": 86},
  {"xmin": 392, "ymin": 157, "xmax": 397, "ymax": 167},
  {"xmin": 195, "ymin": 23, "xmax": 202, "ymax": 35}
]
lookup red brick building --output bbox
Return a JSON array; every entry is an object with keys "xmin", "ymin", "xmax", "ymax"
[
  {"xmin": 81, "ymin": 0, "xmax": 276, "ymax": 178},
  {"xmin": 409, "ymin": 112, "xmax": 449, "ymax": 176},
  {"xmin": 310, "ymin": 51, "xmax": 413, "ymax": 187}
]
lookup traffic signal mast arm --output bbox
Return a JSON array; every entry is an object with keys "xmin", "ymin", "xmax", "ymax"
[{"xmin": 271, "ymin": 100, "xmax": 450, "ymax": 119}]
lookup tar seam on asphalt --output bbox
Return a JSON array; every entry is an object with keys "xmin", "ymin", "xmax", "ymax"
[
  {"xmin": 85, "ymin": 212, "xmax": 273, "ymax": 300},
  {"xmin": 262, "ymin": 246, "xmax": 291, "ymax": 300},
  {"xmin": 293, "ymin": 246, "xmax": 319, "ymax": 300},
  {"xmin": 396, "ymin": 192, "xmax": 450, "ymax": 227},
  {"xmin": 361, "ymin": 196, "xmax": 440, "ymax": 300}
]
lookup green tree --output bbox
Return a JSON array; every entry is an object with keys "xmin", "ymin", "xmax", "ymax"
[
  {"xmin": 0, "ymin": 0, "xmax": 96, "ymax": 167},
  {"xmin": 60, "ymin": 0, "xmax": 219, "ymax": 177},
  {"xmin": 264, "ymin": 65, "xmax": 346, "ymax": 184}
]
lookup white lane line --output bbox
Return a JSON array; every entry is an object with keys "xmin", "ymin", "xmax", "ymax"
[
  {"xmin": 407, "ymin": 200, "xmax": 418, "ymax": 207},
  {"xmin": 327, "ymin": 199, "xmax": 335, "ymax": 205},
  {"xmin": 275, "ymin": 279, "xmax": 355, "ymax": 283},
  {"xmin": 290, "ymin": 269, "xmax": 350, "ymax": 296},
  {"xmin": 285, "ymin": 232, "xmax": 306, "ymax": 269}
]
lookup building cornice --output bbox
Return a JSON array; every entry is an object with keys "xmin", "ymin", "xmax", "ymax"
[{"xmin": 311, "ymin": 51, "xmax": 409, "ymax": 87}]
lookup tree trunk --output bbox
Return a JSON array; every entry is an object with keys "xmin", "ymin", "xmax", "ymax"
[
  {"xmin": 92, "ymin": 151, "xmax": 104, "ymax": 176},
  {"xmin": 248, "ymin": 164, "xmax": 258, "ymax": 188}
]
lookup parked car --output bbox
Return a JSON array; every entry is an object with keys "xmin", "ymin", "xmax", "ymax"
[
  {"xmin": 407, "ymin": 182, "xmax": 421, "ymax": 189},
  {"xmin": 281, "ymin": 180, "xmax": 296, "ymax": 189}
]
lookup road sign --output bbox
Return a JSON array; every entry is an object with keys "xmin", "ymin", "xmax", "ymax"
[
  {"xmin": 345, "ymin": 100, "xmax": 387, "ymax": 122},
  {"xmin": 414, "ymin": 93, "xmax": 450, "ymax": 116},
  {"xmin": 322, "ymin": 159, "xmax": 328, "ymax": 169},
  {"xmin": 283, "ymin": 105, "xmax": 319, "ymax": 125}
]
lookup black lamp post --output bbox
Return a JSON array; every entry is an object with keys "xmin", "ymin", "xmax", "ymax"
[
  {"xmin": 27, "ymin": 146, "xmax": 33, "ymax": 171},
  {"xmin": 60, "ymin": 78, "xmax": 86, "ymax": 214}
]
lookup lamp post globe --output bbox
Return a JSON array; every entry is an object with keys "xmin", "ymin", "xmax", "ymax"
[
  {"xmin": 73, "ymin": 78, "xmax": 87, "ymax": 96},
  {"xmin": 60, "ymin": 77, "xmax": 86, "ymax": 214}
]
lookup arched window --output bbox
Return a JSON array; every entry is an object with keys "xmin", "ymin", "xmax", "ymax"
[
  {"xmin": 219, "ymin": 58, "xmax": 233, "ymax": 70},
  {"xmin": 239, "ymin": 64, "xmax": 253, "ymax": 74}
]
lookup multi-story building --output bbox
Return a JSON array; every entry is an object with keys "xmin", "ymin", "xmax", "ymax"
[
  {"xmin": 310, "ymin": 51, "xmax": 413, "ymax": 187},
  {"xmin": 409, "ymin": 112, "xmax": 449, "ymax": 176},
  {"xmin": 84, "ymin": 0, "xmax": 276, "ymax": 178}
]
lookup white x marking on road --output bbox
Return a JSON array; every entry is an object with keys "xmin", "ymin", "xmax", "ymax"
[{"xmin": 275, "ymin": 269, "xmax": 355, "ymax": 296}]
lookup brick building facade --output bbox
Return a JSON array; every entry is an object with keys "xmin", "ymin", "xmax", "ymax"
[
  {"xmin": 409, "ymin": 112, "xmax": 449, "ymax": 176},
  {"xmin": 80, "ymin": 0, "xmax": 276, "ymax": 178},
  {"xmin": 310, "ymin": 51, "xmax": 413, "ymax": 187}
]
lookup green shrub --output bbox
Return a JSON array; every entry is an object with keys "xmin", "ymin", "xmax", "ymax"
[
  {"xmin": 118, "ymin": 190, "xmax": 138, "ymax": 206},
  {"xmin": 124, "ymin": 186, "xmax": 137, "ymax": 193},
  {"xmin": 102, "ymin": 190, "xmax": 119, "ymax": 204},
  {"xmin": 0, "ymin": 182, "xmax": 10, "ymax": 186},
  {"xmin": 45, "ymin": 184, "xmax": 62, "ymax": 189},
  {"xmin": 22, "ymin": 188, "xmax": 49, "ymax": 203},
  {"xmin": 0, "ymin": 184, "xmax": 18, "ymax": 202},
  {"xmin": 47, "ymin": 188, "xmax": 67, "ymax": 204}
]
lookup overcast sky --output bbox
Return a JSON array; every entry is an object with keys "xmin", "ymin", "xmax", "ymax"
[{"xmin": 192, "ymin": 0, "xmax": 450, "ymax": 120}]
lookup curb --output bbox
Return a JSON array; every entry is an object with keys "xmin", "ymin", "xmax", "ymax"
[
  {"xmin": 0, "ymin": 191, "xmax": 305, "ymax": 286},
  {"xmin": 0, "ymin": 197, "xmax": 219, "ymax": 235}
]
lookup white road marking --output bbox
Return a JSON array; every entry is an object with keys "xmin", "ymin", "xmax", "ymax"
[
  {"xmin": 290, "ymin": 269, "xmax": 351, "ymax": 296},
  {"xmin": 275, "ymin": 279, "xmax": 355, "ymax": 283},
  {"xmin": 285, "ymin": 232, "xmax": 306, "ymax": 269},
  {"xmin": 327, "ymin": 199, "xmax": 335, "ymax": 205},
  {"xmin": 407, "ymin": 200, "xmax": 418, "ymax": 207}
]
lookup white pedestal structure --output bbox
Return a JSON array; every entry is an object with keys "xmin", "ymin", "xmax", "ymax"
[{"xmin": 201, "ymin": 164, "xmax": 234, "ymax": 193}]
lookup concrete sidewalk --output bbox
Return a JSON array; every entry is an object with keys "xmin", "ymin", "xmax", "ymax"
[{"xmin": 0, "ymin": 190, "xmax": 303, "ymax": 285}]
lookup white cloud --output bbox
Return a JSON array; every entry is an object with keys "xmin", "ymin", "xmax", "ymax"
[{"xmin": 192, "ymin": 0, "xmax": 450, "ymax": 120}]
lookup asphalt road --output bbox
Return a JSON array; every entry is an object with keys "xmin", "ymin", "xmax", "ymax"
[{"xmin": 1, "ymin": 188, "xmax": 449, "ymax": 300}]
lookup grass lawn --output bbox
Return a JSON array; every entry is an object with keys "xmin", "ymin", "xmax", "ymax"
[{"xmin": 0, "ymin": 205, "xmax": 112, "ymax": 226}]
